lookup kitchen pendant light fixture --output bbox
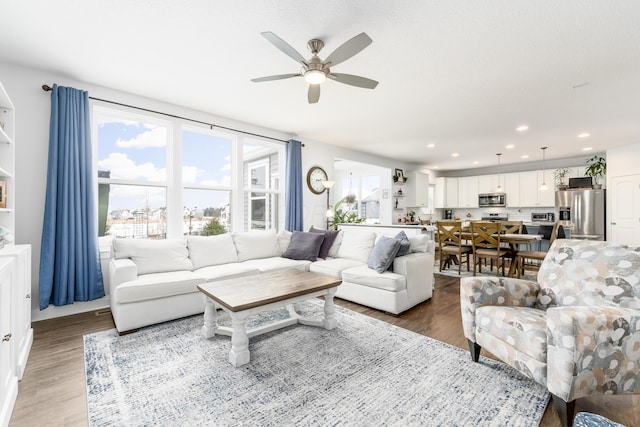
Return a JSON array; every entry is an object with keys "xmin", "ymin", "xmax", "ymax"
[
  {"xmin": 496, "ymin": 153, "xmax": 503, "ymax": 192},
  {"xmin": 540, "ymin": 146, "xmax": 548, "ymax": 190}
]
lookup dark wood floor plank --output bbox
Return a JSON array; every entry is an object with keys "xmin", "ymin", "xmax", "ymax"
[{"xmin": 9, "ymin": 274, "xmax": 637, "ymax": 426}]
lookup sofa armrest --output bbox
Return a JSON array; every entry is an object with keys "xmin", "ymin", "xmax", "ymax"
[
  {"xmin": 393, "ymin": 252, "xmax": 434, "ymax": 304},
  {"xmin": 460, "ymin": 277, "xmax": 539, "ymax": 343},
  {"xmin": 109, "ymin": 258, "xmax": 138, "ymax": 295},
  {"xmin": 547, "ymin": 305, "xmax": 640, "ymax": 402}
]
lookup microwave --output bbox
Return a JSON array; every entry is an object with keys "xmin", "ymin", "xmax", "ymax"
[{"xmin": 478, "ymin": 193, "xmax": 506, "ymax": 207}]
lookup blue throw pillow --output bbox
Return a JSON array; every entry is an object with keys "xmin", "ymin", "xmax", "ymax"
[
  {"xmin": 282, "ymin": 231, "xmax": 325, "ymax": 261},
  {"xmin": 394, "ymin": 231, "xmax": 411, "ymax": 257},
  {"xmin": 368, "ymin": 236, "xmax": 401, "ymax": 273}
]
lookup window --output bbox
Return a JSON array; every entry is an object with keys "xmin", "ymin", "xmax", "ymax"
[{"xmin": 94, "ymin": 105, "xmax": 284, "ymax": 239}]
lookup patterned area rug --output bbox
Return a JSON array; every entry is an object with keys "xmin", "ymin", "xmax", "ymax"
[{"xmin": 84, "ymin": 300, "xmax": 549, "ymax": 426}]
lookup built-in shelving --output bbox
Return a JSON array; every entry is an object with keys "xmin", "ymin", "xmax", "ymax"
[{"xmin": 0, "ymin": 81, "xmax": 16, "ymax": 242}]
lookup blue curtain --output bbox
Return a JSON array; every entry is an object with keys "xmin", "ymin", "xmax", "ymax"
[
  {"xmin": 285, "ymin": 139, "xmax": 303, "ymax": 231},
  {"xmin": 39, "ymin": 84, "xmax": 105, "ymax": 309}
]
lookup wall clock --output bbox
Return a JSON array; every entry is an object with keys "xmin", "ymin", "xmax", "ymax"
[{"xmin": 306, "ymin": 166, "xmax": 328, "ymax": 194}]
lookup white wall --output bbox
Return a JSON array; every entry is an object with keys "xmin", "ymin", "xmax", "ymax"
[{"xmin": 0, "ymin": 61, "xmax": 420, "ymax": 321}]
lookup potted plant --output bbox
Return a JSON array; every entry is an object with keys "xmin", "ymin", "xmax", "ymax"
[
  {"xmin": 585, "ymin": 155, "xmax": 606, "ymax": 189},
  {"xmin": 408, "ymin": 210, "xmax": 416, "ymax": 222},
  {"xmin": 554, "ymin": 168, "xmax": 573, "ymax": 190}
]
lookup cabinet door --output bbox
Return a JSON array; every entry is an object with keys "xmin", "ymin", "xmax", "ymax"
[
  {"xmin": 413, "ymin": 172, "xmax": 429, "ymax": 207},
  {"xmin": 434, "ymin": 177, "xmax": 445, "ymax": 208},
  {"xmin": 458, "ymin": 176, "xmax": 478, "ymax": 208},
  {"xmin": 504, "ymin": 173, "xmax": 520, "ymax": 207},
  {"xmin": 537, "ymin": 171, "xmax": 555, "ymax": 206},
  {"xmin": 478, "ymin": 175, "xmax": 499, "ymax": 194},
  {"xmin": 445, "ymin": 178, "xmax": 458, "ymax": 207},
  {"xmin": 0, "ymin": 259, "xmax": 18, "ymax": 427},
  {"xmin": 519, "ymin": 171, "xmax": 538, "ymax": 206}
]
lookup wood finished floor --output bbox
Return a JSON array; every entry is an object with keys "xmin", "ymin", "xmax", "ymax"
[{"xmin": 10, "ymin": 274, "xmax": 639, "ymax": 427}]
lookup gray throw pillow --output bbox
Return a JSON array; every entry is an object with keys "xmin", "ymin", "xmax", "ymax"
[
  {"xmin": 309, "ymin": 225, "xmax": 340, "ymax": 259},
  {"xmin": 394, "ymin": 231, "xmax": 411, "ymax": 257},
  {"xmin": 282, "ymin": 231, "xmax": 325, "ymax": 261},
  {"xmin": 368, "ymin": 236, "xmax": 401, "ymax": 273}
]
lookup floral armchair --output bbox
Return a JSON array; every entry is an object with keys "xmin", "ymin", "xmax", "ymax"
[{"xmin": 460, "ymin": 239, "xmax": 640, "ymax": 427}]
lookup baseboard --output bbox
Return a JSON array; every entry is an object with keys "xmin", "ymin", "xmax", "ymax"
[{"xmin": 31, "ymin": 296, "xmax": 111, "ymax": 322}]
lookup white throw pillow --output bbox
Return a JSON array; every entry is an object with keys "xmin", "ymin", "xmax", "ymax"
[
  {"xmin": 408, "ymin": 234, "xmax": 428, "ymax": 253},
  {"xmin": 232, "ymin": 230, "xmax": 282, "ymax": 262},
  {"xmin": 327, "ymin": 230, "xmax": 343, "ymax": 258},
  {"xmin": 112, "ymin": 238, "xmax": 193, "ymax": 275},
  {"xmin": 278, "ymin": 230, "xmax": 292, "ymax": 253},
  {"xmin": 187, "ymin": 234, "xmax": 238, "ymax": 270},
  {"xmin": 336, "ymin": 230, "xmax": 376, "ymax": 263}
]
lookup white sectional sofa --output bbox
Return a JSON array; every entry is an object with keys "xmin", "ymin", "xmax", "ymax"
[{"xmin": 109, "ymin": 228, "xmax": 435, "ymax": 333}]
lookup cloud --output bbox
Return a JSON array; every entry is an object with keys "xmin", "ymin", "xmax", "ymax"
[
  {"xmin": 221, "ymin": 155, "xmax": 231, "ymax": 171},
  {"xmin": 116, "ymin": 126, "xmax": 167, "ymax": 149},
  {"xmin": 98, "ymin": 153, "xmax": 166, "ymax": 181}
]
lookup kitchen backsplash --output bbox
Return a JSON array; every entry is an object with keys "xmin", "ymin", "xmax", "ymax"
[{"xmin": 432, "ymin": 207, "xmax": 556, "ymax": 223}]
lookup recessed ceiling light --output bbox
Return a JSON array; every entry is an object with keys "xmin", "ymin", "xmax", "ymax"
[
  {"xmin": 578, "ymin": 132, "xmax": 590, "ymax": 138},
  {"xmin": 452, "ymin": 153, "xmax": 459, "ymax": 157},
  {"xmin": 432, "ymin": 166, "xmax": 439, "ymax": 169},
  {"xmin": 506, "ymin": 144, "xmax": 515, "ymax": 149},
  {"xmin": 582, "ymin": 147, "xmax": 593, "ymax": 151},
  {"xmin": 426, "ymin": 143, "xmax": 435, "ymax": 148},
  {"xmin": 516, "ymin": 125, "xmax": 529, "ymax": 132},
  {"xmin": 473, "ymin": 161, "xmax": 479, "ymax": 165},
  {"xmin": 521, "ymin": 154, "xmax": 529, "ymax": 159}
]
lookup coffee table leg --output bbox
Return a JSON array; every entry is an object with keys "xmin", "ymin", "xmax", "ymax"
[
  {"xmin": 323, "ymin": 287, "xmax": 338, "ymax": 330},
  {"xmin": 202, "ymin": 296, "xmax": 217, "ymax": 339},
  {"xmin": 229, "ymin": 313, "xmax": 250, "ymax": 367}
]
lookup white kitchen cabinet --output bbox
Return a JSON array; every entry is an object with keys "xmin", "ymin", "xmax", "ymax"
[
  {"xmin": 405, "ymin": 171, "xmax": 429, "ymax": 207},
  {"xmin": 478, "ymin": 174, "xmax": 503, "ymax": 194},
  {"xmin": 458, "ymin": 176, "xmax": 478, "ymax": 208},
  {"xmin": 434, "ymin": 177, "xmax": 458, "ymax": 208},
  {"xmin": 537, "ymin": 171, "xmax": 555, "ymax": 206},
  {"xmin": 504, "ymin": 173, "xmax": 520, "ymax": 207},
  {"xmin": 519, "ymin": 171, "xmax": 539, "ymax": 206},
  {"xmin": 0, "ymin": 258, "xmax": 17, "ymax": 427}
]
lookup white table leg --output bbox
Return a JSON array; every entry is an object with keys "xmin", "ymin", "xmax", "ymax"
[
  {"xmin": 229, "ymin": 313, "xmax": 250, "ymax": 367},
  {"xmin": 323, "ymin": 287, "xmax": 338, "ymax": 330},
  {"xmin": 202, "ymin": 296, "xmax": 217, "ymax": 339}
]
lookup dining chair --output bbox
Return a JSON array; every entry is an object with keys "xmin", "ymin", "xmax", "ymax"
[
  {"xmin": 436, "ymin": 221, "xmax": 472, "ymax": 275},
  {"xmin": 470, "ymin": 221, "xmax": 509, "ymax": 276},
  {"xmin": 516, "ymin": 221, "xmax": 560, "ymax": 278},
  {"xmin": 497, "ymin": 220, "xmax": 523, "ymax": 270}
]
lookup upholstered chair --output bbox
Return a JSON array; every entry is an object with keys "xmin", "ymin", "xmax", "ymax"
[{"xmin": 460, "ymin": 239, "xmax": 640, "ymax": 427}]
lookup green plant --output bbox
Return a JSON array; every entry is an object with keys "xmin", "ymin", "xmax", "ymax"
[
  {"xmin": 201, "ymin": 217, "xmax": 228, "ymax": 235},
  {"xmin": 554, "ymin": 168, "xmax": 573, "ymax": 188},
  {"xmin": 329, "ymin": 196, "xmax": 365, "ymax": 229},
  {"xmin": 585, "ymin": 155, "xmax": 606, "ymax": 184}
]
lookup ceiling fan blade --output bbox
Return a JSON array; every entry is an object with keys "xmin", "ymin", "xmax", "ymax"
[
  {"xmin": 324, "ymin": 33, "xmax": 372, "ymax": 67},
  {"xmin": 308, "ymin": 84, "xmax": 320, "ymax": 104},
  {"xmin": 329, "ymin": 73, "xmax": 378, "ymax": 89},
  {"xmin": 261, "ymin": 32, "xmax": 308, "ymax": 66},
  {"xmin": 251, "ymin": 73, "xmax": 302, "ymax": 83}
]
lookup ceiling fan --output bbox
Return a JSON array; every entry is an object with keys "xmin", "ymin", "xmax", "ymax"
[{"xmin": 251, "ymin": 31, "xmax": 379, "ymax": 104}]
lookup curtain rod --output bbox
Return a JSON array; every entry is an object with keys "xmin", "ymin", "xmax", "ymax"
[{"xmin": 41, "ymin": 84, "xmax": 302, "ymax": 146}]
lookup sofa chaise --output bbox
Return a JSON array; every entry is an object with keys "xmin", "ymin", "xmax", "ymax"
[{"xmin": 109, "ymin": 228, "xmax": 435, "ymax": 333}]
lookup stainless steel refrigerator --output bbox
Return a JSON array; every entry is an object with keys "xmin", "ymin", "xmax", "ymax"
[{"xmin": 555, "ymin": 189, "xmax": 606, "ymax": 240}]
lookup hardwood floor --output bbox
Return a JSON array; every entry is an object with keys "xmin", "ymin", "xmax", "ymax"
[{"xmin": 10, "ymin": 275, "xmax": 638, "ymax": 426}]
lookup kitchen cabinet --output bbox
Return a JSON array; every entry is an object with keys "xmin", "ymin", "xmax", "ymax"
[
  {"xmin": 504, "ymin": 173, "xmax": 520, "ymax": 207},
  {"xmin": 478, "ymin": 174, "xmax": 503, "ymax": 194},
  {"xmin": 405, "ymin": 171, "xmax": 429, "ymax": 207},
  {"xmin": 457, "ymin": 176, "xmax": 478, "ymax": 208},
  {"xmin": 434, "ymin": 177, "xmax": 458, "ymax": 208},
  {"xmin": 538, "ymin": 171, "xmax": 555, "ymax": 206},
  {"xmin": 519, "ymin": 171, "xmax": 554, "ymax": 207}
]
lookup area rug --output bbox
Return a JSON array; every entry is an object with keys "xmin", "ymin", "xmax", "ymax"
[{"xmin": 84, "ymin": 300, "xmax": 549, "ymax": 426}]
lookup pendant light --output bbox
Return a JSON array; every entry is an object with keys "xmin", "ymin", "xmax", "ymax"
[
  {"xmin": 540, "ymin": 147, "xmax": 548, "ymax": 190},
  {"xmin": 496, "ymin": 153, "xmax": 503, "ymax": 192}
]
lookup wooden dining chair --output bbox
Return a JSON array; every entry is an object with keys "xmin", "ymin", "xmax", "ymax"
[
  {"xmin": 436, "ymin": 221, "xmax": 472, "ymax": 275},
  {"xmin": 516, "ymin": 222, "xmax": 560, "ymax": 278},
  {"xmin": 470, "ymin": 221, "xmax": 509, "ymax": 276},
  {"xmin": 497, "ymin": 220, "xmax": 523, "ymax": 270}
]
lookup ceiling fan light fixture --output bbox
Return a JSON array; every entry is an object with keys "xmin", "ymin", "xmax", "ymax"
[{"xmin": 304, "ymin": 69, "xmax": 327, "ymax": 85}]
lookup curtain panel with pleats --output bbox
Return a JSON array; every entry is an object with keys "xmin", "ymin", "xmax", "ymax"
[
  {"xmin": 285, "ymin": 139, "xmax": 303, "ymax": 231},
  {"xmin": 39, "ymin": 84, "xmax": 105, "ymax": 309}
]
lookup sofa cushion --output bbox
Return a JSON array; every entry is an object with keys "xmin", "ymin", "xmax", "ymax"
[
  {"xmin": 309, "ymin": 226, "xmax": 340, "ymax": 259},
  {"xmin": 342, "ymin": 265, "xmax": 406, "ymax": 292},
  {"xmin": 310, "ymin": 258, "xmax": 364, "ymax": 279},
  {"xmin": 114, "ymin": 270, "xmax": 204, "ymax": 304},
  {"xmin": 278, "ymin": 230, "xmax": 292, "ymax": 253},
  {"xmin": 192, "ymin": 263, "xmax": 260, "ymax": 282},
  {"xmin": 232, "ymin": 230, "xmax": 281, "ymax": 262},
  {"xmin": 327, "ymin": 230, "xmax": 343, "ymax": 258},
  {"xmin": 336, "ymin": 230, "xmax": 376, "ymax": 263},
  {"xmin": 368, "ymin": 236, "xmax": 401, "ymax": 273},
  {"xmin": 113, "ymin": 238, "xmax": 193, "ymax": 275},
  {"xmin": 282, "ymin": 231, "xmax": 325, "ymax": 261},
  {"xmin": 242, "ymin": 257, "xmax": 311, "ymax": 273},
  {"xmin": 408, "ymin": 234, "xmax": 429, "ymax": 253},
  {"xmin": 187, "ymin": 234, "xmax": 238, "ymax": 269}
]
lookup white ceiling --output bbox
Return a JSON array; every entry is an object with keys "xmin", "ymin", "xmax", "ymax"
[{"xmin": 2, "ymin": 1, "xmax": 640, "ymax": 170}]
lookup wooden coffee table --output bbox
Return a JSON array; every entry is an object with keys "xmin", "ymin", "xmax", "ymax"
[{"xmin": 197, "ymin": 269, "xmax": 342, "ymax": 367}]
